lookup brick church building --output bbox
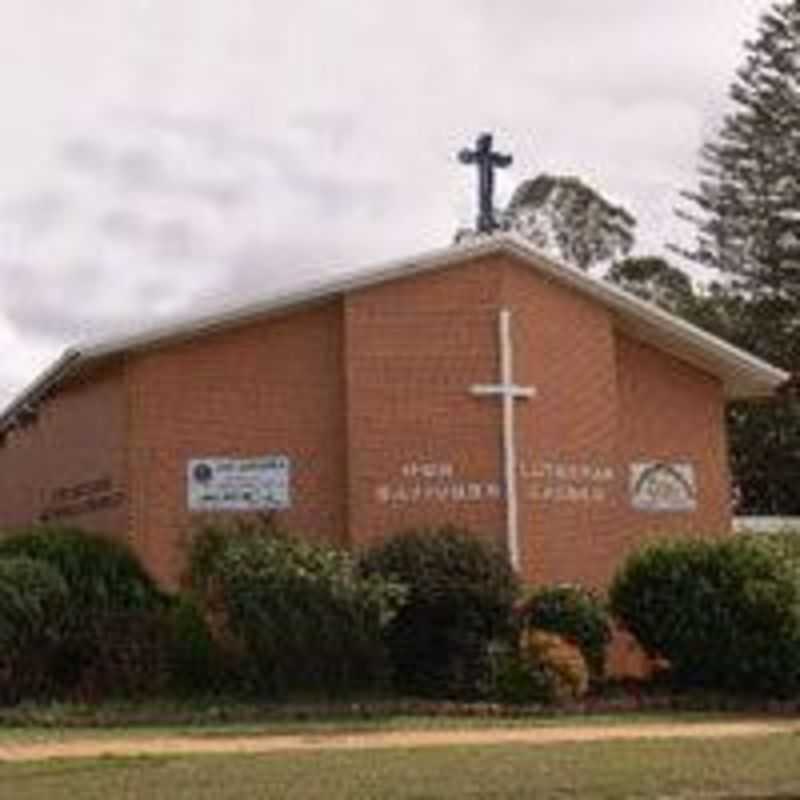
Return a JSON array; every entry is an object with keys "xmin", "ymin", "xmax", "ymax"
[{"xmin": 0, "ymin": 234, "xmax": 788, "ymax": 589}]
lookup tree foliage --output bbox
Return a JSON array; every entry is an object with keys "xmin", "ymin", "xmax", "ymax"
[
  {"xmin": 605, "ymin": 256, "xmax": 696, "ymax": 316},
  {"xmin": 610, "ymin": 536, "xmax": 800, "ymax": 696},
  {"xmin": 678, "ymin": 1, "xmax": 800, "ymax": 514},
  {"xmin": 189, "ymin": 519, "xmax": 403, "ymax": 698},
  {"xmin": 504, "ymin": 174, "xmax": 636, "ymax": 271},
  {"xmin": 360, "ymin": 526, "xmax": 518, "ymax": 698}
]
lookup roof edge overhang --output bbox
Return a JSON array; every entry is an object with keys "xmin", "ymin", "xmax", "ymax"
[{"xmin": 0, "ymin": 233, "xmax": 790, "ymax": 430}]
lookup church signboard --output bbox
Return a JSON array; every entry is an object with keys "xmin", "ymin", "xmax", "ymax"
[
  {"xmin": 629, "ymin": 462, "xmax": 697, "ymax": 512},
  {"xmin": 187, "ymin": 455, "xmax": 290, "ymax": 511}
]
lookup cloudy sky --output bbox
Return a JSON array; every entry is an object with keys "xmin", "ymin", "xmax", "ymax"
[{"xmin": 0, "ymin": 0, "xmax": 774, "ymax": 407}]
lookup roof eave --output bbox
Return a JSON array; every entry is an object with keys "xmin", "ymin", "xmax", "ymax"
[{"xmin": 0, "ymin": 348, "xmax": 82, "ymax": 433}]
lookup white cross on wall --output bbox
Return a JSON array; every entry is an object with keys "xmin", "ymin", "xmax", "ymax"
[{"xmin": 471, "ymin": 309, "xmax": 536, "ymax": 571}]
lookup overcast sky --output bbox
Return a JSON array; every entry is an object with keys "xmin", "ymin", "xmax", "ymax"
[{"xmin": 0, "ymin": 0, "xmax": 774, "ymax": 407}]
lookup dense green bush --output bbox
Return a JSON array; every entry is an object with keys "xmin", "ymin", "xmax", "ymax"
[
  {"xmin": 0, "ymin": 557, "xmax": 69, "ymax": 703},
  {"xmin": 359, "ymin": 526, "xmax": 518, "ymax": 698},
  {"xmin": 0, "ymin": 526, "xmax": 167, "ymax": 702},
  {"xmin": 519, "ymin": 584, "xmax": 611, "ymax": 679},
  {"xmin": 165, "ymin": 595, "xmax": 233, "ymax": 696},
  {"xmin": 0, "ymin": 526, "xmax": 162, "ymax": 610},
  {"xmin": 610, "ymin": 536, "xmax": 800, "ymax": 695},
  {"xmin": 189, "ymin": 519, "xmax": 403, "ymax": 698},
  {"xmin": 748, "ymin": 530, "xmax": 800, "ymax": 569},
  {"xmin": 489, "ymin": 642, "xmax": 556, "ymax": 705}
]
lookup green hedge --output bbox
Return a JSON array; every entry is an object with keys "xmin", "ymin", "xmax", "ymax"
[
  {"xmin": 0, "ymin": 557, "xmax": 69, "ymax": 703},
  {"xmin": 610, "ymin": 536, "xmax": 800, "ymax": 695},
  {"xmin": 0, "ymin": 526, "xmax": 168, "ymax": 702},
  {"xmin": 359, "ymin": 526, "xmax": 518, "ymax": 698},
  {"xmin": 189, "ymin": 519, "xmax": 403, "ymax": 698}
]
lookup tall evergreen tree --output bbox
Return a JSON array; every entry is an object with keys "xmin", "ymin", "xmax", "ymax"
[{"xmin": 680, "ymin": 0, "xmax": 800, "ymax": 514}]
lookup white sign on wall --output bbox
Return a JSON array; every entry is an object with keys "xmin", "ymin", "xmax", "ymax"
[
  {"xmin": 630, "ymin": 462, "xmax": 696, "ymax": 512},
  {"xmin": 187, "ymin": 456, "xmax": 290, "ymax": 511}
]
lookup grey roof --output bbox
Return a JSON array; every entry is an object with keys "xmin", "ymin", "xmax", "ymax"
[{"xmin": 0, "ymin": 233, "xmax": 790, "ymax": 432}]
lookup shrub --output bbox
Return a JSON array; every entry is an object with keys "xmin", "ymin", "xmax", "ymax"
[
  {"xmin": 490, "ymin": 630, "xmax": 589, "ymax": 704},
  {"xmin": 165, "ymin": 595, "xmax": 233, "ymax": 696},
  {"xmin": 0, "ymin": 525, "xmax": 167, "ymax": 701},
  {"xmin": 0, "ymin": 557, "xmax": 69, "ymax": 703},
  {"xmin": 359, "ymin": 525, "xmax": 518, "ymax": 698},
  {"xmin": 748, "ymin": 530, "xmax": 800, "ymax": 571},
  {"xmin": 518, "ymin": 584, "xmax": 611, "ymax": 680},
  {"xmin": 489, "ymin": 642, "xmax": 556, "ymax": 704},
  {"xmin": 521, "ymin": 629, "xmax": 589, "ymax": 700},
  {"xmin": 610, "ymin": 536, "xmax": 800, "ymax": 695},
  {"xmin": 189, "ymin": 519, "xmax": 402, "ymax": 698}
]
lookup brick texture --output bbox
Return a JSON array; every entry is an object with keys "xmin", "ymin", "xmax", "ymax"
[
  {"xmin": 0, "ymin": 362, "xmax": 128, "ymax": 538},
  {"xmin": 0, "ymin": 252, "xmax": 733, "ymax": 599}
]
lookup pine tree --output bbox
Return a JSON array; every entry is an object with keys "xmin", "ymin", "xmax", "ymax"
[
  {"xmin": 680, "ymin": 0, "xmax": 800, "ymax": 514},
  {"xmin": 681, "ymin": 0, "xmax": 800, "ymax": 301}
]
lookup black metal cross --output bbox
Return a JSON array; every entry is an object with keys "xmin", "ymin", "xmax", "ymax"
[{"xmin": 458, "ymin": 133, "xmax": 513, "ymax": 234}]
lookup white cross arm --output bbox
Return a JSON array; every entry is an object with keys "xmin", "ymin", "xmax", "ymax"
[{"xmin": 471, "ymin": 384, "xmax": 537, "ymax": 399}]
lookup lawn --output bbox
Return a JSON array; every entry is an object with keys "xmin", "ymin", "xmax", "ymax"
[{"xmin": 3, "ymin": 733, "xmax": 800, "ymax": 799}]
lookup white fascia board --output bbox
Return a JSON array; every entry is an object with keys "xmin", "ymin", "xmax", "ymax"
[
  {"xmin": 77, "ymin": 235, "xmax": 502, "ymax": 361},
  {"xmin": 498, "ymin": 235, "xmax": 789, "ymax": 396}
]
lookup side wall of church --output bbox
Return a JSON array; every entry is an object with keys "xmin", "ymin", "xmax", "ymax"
[
  {"xmin": 0, "ymin": 362, "xmax": 129, "ymax": 540},
  {"xmin": 503, "ymin": 260, "xmax": 731, "ymax": 589},
  {"xmin": 613, "ymin": 332, "xmax": 732, "ymax": 547},
  {"xmin": 125, "ymin": 300, "xmax": 348, "ymax": 588}
]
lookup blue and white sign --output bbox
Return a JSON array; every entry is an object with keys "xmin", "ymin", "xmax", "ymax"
[{"xmin": 187, "ymin": 455, "xmax": 290, "ymax": 511}]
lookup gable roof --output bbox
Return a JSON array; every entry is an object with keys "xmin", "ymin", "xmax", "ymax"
[{"xmin": 0, "ymin": 233, "xmax": 789, "ymax": 432}]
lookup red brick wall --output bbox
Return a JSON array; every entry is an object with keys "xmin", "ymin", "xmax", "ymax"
[
  {"xmin": 0, "ymin": 250, "xmax": 733, "ymax": 599},
  {"xmin": 0, "ymin": 362, "xmax": 129, "ymax": 539},
  {"xmin": 501, "ymin": 259, "xmax": 621, "ymax": 587},
  {"xmin": 344, "ymin": 256, "xmax": 507, "ymax": 554},
  {"xmin": 613, "ymin": 332, "xmax": 732, "ymax": 548},
  {"xmin": 343, "ymin": 254, "xmax": 732, "ymax": 589},
  {"xmin": 125, "ymin": 300, "xmax": 347, "ymax": 587}
]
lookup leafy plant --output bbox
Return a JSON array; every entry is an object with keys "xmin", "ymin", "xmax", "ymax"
[
  {"xmin": 0, "ymin": 557, "xmax": 69, "ymax": 703},
  {"xmin": 359, "ymin": 526, "xmax": 518, "ymax": 698},
  {"xmin": 0, "ymin": 525, "xmax": 167, "ymax": 702},
  {"xmin": 610, "ymin": 536, "xmax": 800, "ymax": 695},
  {"xmin": 189, "ymin": 519, "xmax": 403, "ymax": 698}
]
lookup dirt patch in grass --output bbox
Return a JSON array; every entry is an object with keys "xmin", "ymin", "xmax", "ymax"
[{"xmin": 1, "ymin": 718, "xmax": 799, "ymax": 762}]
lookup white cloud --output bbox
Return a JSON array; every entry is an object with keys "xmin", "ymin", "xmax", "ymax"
[{"xmin": 0, "ymin": 0, "xmax": 776, "ymax": 405}]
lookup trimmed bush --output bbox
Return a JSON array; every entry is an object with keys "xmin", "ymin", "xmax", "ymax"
[
  {"xmin": 165, "ymin": 595, "xmax": 232, "ymax": 696},
  {"xmin": 610, "ymin": 536, "xmax": 800, "ymax": 695},
  {"xmin": 518, "ymin": 584, "xmax": 611, "ymax": 680},
  {"xmin": 189, "ymin": 519, "xmax": 402, "ymax": 698},
  {"xmin": 0, "ymin": 526, "xmax": 167, "ymax": 701},
  {"xmin": 0, "ymin": 557, "xmax": 69, "ymax": 703},
  {"xmin": 359, "ymin": 526, "xmax": 518, "ymax": 698},
  {"xmin": 489, "ymin": 642, "xmax": 556, "ymax": 705}
]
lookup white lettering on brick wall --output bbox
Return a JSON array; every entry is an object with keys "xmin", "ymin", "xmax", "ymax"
[
  {"xmin": 375, "ymin": 459, "xmax": 618, "ymax": 507},
  {"xmin": 520, "ymin": 459, "xmax": 616, "ymax": 505},
  {"xmin": 376, "ymin": 462, "xmax": 502, "ymax": 506}
]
